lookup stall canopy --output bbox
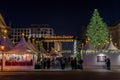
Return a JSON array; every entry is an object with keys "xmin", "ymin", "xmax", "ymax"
[
  {"xmin": 106, "ymin": 41, "xmax": 118, "ymax": 50},
  {"xmin": 0, "ymin": 14, "xmax": 14, "ymax": 51},
  {"xmin": 81, "ymin": 42, "xmax": 96, "ymax": 54},
  {"xmin": 6, "ymin": 37, "xmax": 37, "ymax": 54},
  {"xmin": 0, "ymin": 36, "xmax": 14, "ymax": 51},
  {"xmin": 50, "ymin": 47, "xmax": 58, "ymax": 56},
  {"xmin": 27, "ymin": 38, "xmax": 38, "ymax": 52},
  {"xmin": 0, "ymin": 14, "xmax": 7, "ymax": 28},
  {"xmin": 82, "ymin": 42, "xmax": 94, "ymax": 50}
]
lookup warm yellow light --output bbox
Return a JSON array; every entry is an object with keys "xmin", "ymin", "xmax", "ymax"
[
  {"xmin": 1, "ymin": 46, "xmax": 4, "ymax": 51},
  {"xmin": 36, "ymin": 41, "xmax": 39, "ymax": 44},
  {"xmin": 32, "ymin": 38, "xmax": 35, "ymax": 41},
  {"xmin": 3, "ymin": 29, "xmax": 8, "ymax": 34},
  {"xmin": 98, "ymin": 43, "xmax": 100, "ymax": 45},
  {"xmin": 3, "ymin": 36, "xmax": 6, "ymax": 39},
  {"xmin": 115, "ymin": 43, "xmax": 117, "ymax": 46},
  {"xmin": 82, "ymin": 43, "xmax": 84, "ymax": 46},
  {"xmin": 28, "ymin": 36, "xmax": 30, "ymax": 39},
  {"xmin": 110, "ymin": 37, "xmax": 112, "ymax": 41},
  {"xmin": 86, "ymin": 40, "xmax": 88, "ymax": 43},
  {"xmin": 44, "ymin": 39, "xmax": 73, "ymax": 42},
  {"xmin": 44, "ymin": 35, "xmax": 73, "ymax": 39},
  {"xmin": 22, "ymin": 33, "xmax": 25, "ymax": 37},
  {"xmin": 87, "ymin": 37, "xmax": 90, "ymax": 41},
  {"xmin": 105, "ymin": 40, "xmax": 108, "ymax": 43}
]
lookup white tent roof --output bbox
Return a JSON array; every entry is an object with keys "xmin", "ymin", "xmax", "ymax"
[
  {"xmin": 0, "ymin": 14, "xmax": 7, "ymax": 28},
  {"xmin": 6, "ymin": 37, "xmax": 37, "ymax": 54},
  {"xmin": 82, "ymin": 42, "xmax": 94, "ymax": 50},
  {"xmin": 0, "ymin": 36, "xmax": 14, "ymax": 51},
  {"xmin": 27, "ymin": 38, "xmax": 46, "ymax": 54},
  {"xmin": 27, "ymin": 38, "xmax": 38, "ymax": 52},
  {"xmin": 106, "ymin": 41, "xmax": 118, "ymax": 50}
]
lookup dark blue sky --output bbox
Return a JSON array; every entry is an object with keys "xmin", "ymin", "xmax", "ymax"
[{"xmin": 0, "ymin": 0, "xmax": 120, "ymax": 37}]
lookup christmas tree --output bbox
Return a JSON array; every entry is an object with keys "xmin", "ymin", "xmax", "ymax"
[{"xmin": 86, "ymin": 9, "xmax": 109, "ymax": 49}]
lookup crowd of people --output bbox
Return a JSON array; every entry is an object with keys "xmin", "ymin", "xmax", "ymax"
[
  {"xmin": 37, "ymin": 56, "xmax": 111, "ymax": 70},
  {"xmin": 39, "ymin": 57, "xmax": 83, "ymax": 70}
]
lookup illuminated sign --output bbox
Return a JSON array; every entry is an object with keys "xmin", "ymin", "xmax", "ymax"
[
  {"xmin": 97, "ymin": 56, "xmax": 106, "ymax": 62},
  {"xmin": 44, "ymin": 35, "xmax": 73, "ymax": 39},
  {"xmin": 44, "ymin": 39, "xmax": 73, "ymax": 42},
  {"xmin": 43, "ymin": 35, "xmax": 74, "ymax": 42}
]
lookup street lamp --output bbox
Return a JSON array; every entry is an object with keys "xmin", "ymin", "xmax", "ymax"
[{"xmin": 1, "ymin": 45, "xmax": 4, "ymax": 71}]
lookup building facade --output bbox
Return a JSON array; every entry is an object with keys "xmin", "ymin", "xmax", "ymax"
[
  {"xmin": 9, "ymin": 25, "xmax": 74, "ymax": 54},
  {"xmin": 9, "ymin": 24, "xmax": 54, "ymax": 44},
  {"xmin": 108, "ymin": 23, "xmax": 120, "ymax": 49}
]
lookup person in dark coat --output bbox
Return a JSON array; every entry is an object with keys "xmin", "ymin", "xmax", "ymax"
[
  {"xmin": 71, "ymin": 58, "xmax": 74, "ymax": 69},
  {"xmin": 61, "ymin": 58, "xmax": 65, "ymax": 69},
  {"xmin": 47, "ymin": 58, "xmax": 51, "ymax": 69},
  {"xmin": 106, "ymin": 58, "xmax": 111, "ymax": 70},
  {"xmin": 74, "ymin": 57, "xmax": 77, "ymax": 69},
  {"xmin": 78, "ymin": 59, "xmax": 83, "ymax": 70},
  {"xmin": 43, "ymin": 58, "xmax": 47, "ymax": 69}
]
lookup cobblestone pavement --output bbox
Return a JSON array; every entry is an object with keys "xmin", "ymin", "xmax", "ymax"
[{"xmin": 0, "ymin": 69, "xmax": 120, "ymax": 80}]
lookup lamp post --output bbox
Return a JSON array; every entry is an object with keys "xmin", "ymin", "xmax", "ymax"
[{"xmin": 1, "ymin": 45, "xmax": 4, "ymax": 71}]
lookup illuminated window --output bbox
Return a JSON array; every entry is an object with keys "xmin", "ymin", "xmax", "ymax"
[{"xmin": 97, "ymin": 56, "xmax": 106, "ymax": 62}]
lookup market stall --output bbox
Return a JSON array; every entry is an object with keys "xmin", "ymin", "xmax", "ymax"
[
  {"xmin": 82, "ymin": 40, "xmax": 120, "ymax": 69},
  {"xmin": 4, "ymin": 36, "xmax": 37, "ymax": 70}
]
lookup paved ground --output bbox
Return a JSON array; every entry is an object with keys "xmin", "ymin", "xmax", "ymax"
[{"xmin": 0, "ymin": 69, "xmax": 120, "ymax": 80}]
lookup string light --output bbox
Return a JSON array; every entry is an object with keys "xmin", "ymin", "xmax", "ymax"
[
  {"xmin": 22, "ymin": 33, "xmax": 25, "ymax": 37},
  {"xmin": 28, "ymin": 36, "xmax": 30, "ymax": 39},
  {"xmin": 3, "ymin": 36, "xmax": 6, "ymax": 39},
  {"xmin": 3, "ymin": 29, "xmax": 8, "ymax": 34}
]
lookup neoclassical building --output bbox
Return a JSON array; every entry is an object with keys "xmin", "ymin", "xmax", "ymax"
[{"xmin": 9, "ymin": 24, "xmax": 54, "ymax": 44}]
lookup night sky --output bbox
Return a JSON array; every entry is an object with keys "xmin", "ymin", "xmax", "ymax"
[{"xmin": 0, "ymin": 0, "xmax": 120, "ymax": 37}]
